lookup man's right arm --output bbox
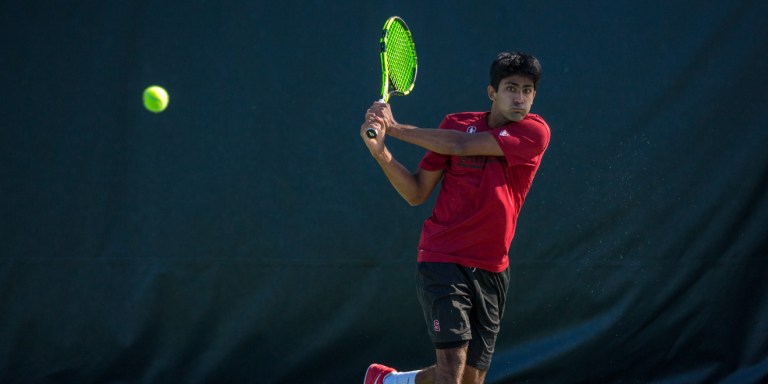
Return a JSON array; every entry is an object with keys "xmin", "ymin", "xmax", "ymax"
[
  {"xmin": 372, "ymin": 147, "xmax": 443, "ymax": 206},
  {"xmin": 361, "ymin": 121, "xmax": 442, "ymax": 206}
]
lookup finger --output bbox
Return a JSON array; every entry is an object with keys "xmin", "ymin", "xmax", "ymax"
[{"xmin": 368, "ymin": 116, "xmax": 384, "ymax": 127}]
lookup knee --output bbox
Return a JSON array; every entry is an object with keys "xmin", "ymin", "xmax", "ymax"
[{"xmin": 436, "ymin": 343, "xmax": 468, "ymax": 366}]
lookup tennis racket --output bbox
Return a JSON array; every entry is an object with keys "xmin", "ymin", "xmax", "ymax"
[{"xmin": 365, "ymin": 16, "xmax": 418, "ymax": 139}]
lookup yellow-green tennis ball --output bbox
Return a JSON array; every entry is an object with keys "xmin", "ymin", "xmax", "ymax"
[{"xmin": 143, "ymin": 85, "xmax": 169, "ymax": 113}]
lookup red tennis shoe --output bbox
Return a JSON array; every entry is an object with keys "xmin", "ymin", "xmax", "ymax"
[{"xmin": 363, "ymin": 363, "xmax": 396, "ymax": 384}]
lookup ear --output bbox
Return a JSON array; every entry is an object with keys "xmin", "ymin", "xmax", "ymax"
[{"xmin": 487, "ymin": 85, "xmax": 496, "ymax": 101}]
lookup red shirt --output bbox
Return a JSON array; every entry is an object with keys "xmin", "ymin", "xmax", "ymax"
[{"xmin": 417, "ymin": 112, "xmax": 550, "ymax": 272}]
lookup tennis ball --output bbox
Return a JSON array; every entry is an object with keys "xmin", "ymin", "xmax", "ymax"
[{"xmin": 143, "ymin": 85, "xmax": 169, "ymax": 113}]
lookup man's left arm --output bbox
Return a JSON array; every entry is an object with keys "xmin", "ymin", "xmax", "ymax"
[
  {"xmin": 387, "ymin": 124, "xmax": 504, "ymax": 157},
  {"xmin": 366, "ymin": 102, "xmax": 503, "ymax": 156},
  {"xmin": 388, "ymin": 119, "xmax": 549, "ymax": 164}
]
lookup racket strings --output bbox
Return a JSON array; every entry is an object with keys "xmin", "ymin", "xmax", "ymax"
[{"xmin": 385, "ymin": 22, "xmax": 417, "ymax": 93}]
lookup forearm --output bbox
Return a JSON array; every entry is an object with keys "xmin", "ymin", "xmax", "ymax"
[
  {"xmin": 387, "ymin": 122, "xmax": 505, "ymax": 157},
  {"xmin": 387, "ymin": 124, "xmax": 465, "ymax": 156},
  {"xmin": 371, "ymin": 147, "xmax": 429, "ymax": 206}
]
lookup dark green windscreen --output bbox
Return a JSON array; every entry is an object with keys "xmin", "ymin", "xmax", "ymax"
[{"xmin": 1, "ymin": 1, "xmax": 766, "ymax": 382}]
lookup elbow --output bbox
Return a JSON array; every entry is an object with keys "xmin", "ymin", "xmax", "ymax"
[
  {"xmin": 405, "ymin": 196, "xmax": 425, "ymax": 206},
  {"xmin": 404, "ymin": 192, "xmax": 428, "ymax": 206}
]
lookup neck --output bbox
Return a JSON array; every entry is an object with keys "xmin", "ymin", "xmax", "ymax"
[{"xmin": 487, "ymin": 112, "xmax": 511, "ymax": 128}]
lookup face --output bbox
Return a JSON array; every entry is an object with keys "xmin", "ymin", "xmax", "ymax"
[{"xmin": 487, "ymin": 74, "xmax": 536, "ymax": 125}]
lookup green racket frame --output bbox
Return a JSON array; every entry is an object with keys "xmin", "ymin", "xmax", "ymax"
[{"xmin": 366, "ymin": 16, "xmax": 418, "ymax": 139}]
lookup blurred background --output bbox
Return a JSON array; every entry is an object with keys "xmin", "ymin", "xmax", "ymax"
[{"xmin": 1, "ymin": 1, "xmax": 766, "ymax": 382}]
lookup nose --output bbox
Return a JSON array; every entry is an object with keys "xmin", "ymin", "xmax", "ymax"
[{"xmin": 513, "ymin": 91, "xmax": 524, "ymax": 104}]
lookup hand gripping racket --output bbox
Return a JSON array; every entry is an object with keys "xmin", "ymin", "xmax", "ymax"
[{"xmin": 365, "ymin": 16, "xmax": 418, "ymax": 139}]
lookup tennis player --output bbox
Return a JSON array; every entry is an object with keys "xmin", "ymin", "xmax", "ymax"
[{"xmin": 360, "ymin": 52, "xmax": 550, "ymax": 384}]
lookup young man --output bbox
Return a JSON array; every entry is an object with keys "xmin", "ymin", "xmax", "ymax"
[{"xmin": 360, "ymin": 51, "xmax": 550, "ymax": 384}]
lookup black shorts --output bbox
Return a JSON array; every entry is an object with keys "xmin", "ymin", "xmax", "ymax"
[{"xmin": 415, "ymin": 262, "xmax": 510, "ymax": 371}]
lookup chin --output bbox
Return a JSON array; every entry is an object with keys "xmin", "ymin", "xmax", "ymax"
[{"xmin": 508, "ymin": 113, "xmax": 525, "ymax": 122}]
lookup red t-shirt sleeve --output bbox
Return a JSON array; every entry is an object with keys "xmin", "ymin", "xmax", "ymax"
[{"xmin": 492, "ymin": 114, "xmax": 550, "ymax": 167}]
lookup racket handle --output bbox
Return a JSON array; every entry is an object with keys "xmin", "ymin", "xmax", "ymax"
[{"xmin": 365, "ymin": 98, "xmax": 386, "ymax": 139}]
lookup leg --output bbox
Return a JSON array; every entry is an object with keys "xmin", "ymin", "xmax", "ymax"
[
  {"xmin": 411, "ymin": 263, "xmax": 505, "ymax": 384},
  {"xmin": 435, "ymin": 346, "xmax": 467, "ymax": 384},
  {"xmin": 372, "ymin": 347, "xmax": 486, "ymax": 384},
  {"xmin": 461, "ymin": 267, "xmax": 510, "ymax": 384},
  {"xmin": 415, "ymin": 366, "xmax": 435, "ymax": 384},
  {"xmin": 414, "ymin": 345, "xmax": 468, "ymax": 384},
  {"xmin": 461, "ymin": 365, "xmax": 487, "ymax": 384}
]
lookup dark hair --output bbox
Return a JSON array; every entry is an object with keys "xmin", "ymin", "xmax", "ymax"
[{"xmin": 490, "ymin": 51, "xmax": 542, "ymax": 90}]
